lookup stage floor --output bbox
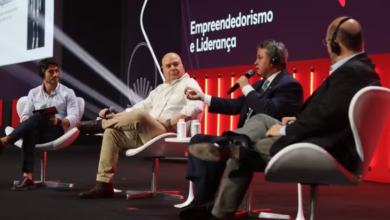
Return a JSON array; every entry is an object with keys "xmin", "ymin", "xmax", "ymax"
[{"xmin": 0, "ymin": 144, "xmax": 389, "ymax": 220}]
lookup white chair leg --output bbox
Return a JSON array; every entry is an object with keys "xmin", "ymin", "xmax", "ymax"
[
  {"xmin": 127, "ymin": 158, "xmax": 183, "ymax": 200},
  {"xmin": 14, "ymin": 152, "xmax": 75, "ymax": 189},
  {"xmin": 296, "ymin": 184, "xmax": 305, "ymax": 220},
  {"xmin": 174, "ymin": 181, "xmax": 194, "ymax": 208}
]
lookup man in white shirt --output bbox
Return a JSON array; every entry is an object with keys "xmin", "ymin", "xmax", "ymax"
[
  {"xmin": 0, "ymin": 58, "xmax": 79, "ymax": 190},
  {"xmin": 77, "ymin": 52, "xmax": 204, "ymax": 199}
]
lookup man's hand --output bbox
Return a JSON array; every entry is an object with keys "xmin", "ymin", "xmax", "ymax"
[
  {"xmin": 99, "ymin": 108, "xmax": 108, "ymax": 118},
  {"xmin": 156, "ymin": 117, "xmax": 166, "ymax": 125},
  {"xmin": 282, "ymin": 117, "xmax": 296, "ymax": 125},
  {"xmin": 105, "ymin": 113, "xmax": 115, "ymax": 119},
  {"xmin": 48, "ymin": 114, "xmax": 58, "ymax": 125},
  {"xmin": 185, "ymin": 86, "xmax": 205, "ymax": 101},
  {"xmin": 266, "ymin": 124, "xmax": 283, "ymax": 137},
  {"xmin": 236, "ymin": 76, "xmax": 250, "ymax": 88},
  {"xmin": 22, "ymin": 116, "xmax": 30, "ymax": 122}
]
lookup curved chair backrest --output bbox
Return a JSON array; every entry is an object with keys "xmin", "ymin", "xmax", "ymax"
[
  {"xmin": 16, "ymin": 96, "xmax": 28, "ymax": 117},
  {"xmin": 16, "ymin": 96, "xmax": 85, "ymax": 129},
  {"xmin": 349, "ymin": 86, "xmax": 390, "ymax": 178}
]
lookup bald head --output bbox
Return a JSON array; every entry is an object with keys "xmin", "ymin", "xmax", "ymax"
[
  {"xmin": 327, "ymin": 17, "xmax": 363, "ymax": 52},
  {"xmin": 162, "ymin": 52, "xmax": 181, "ymax": 63},
  {"xmin": 161, "ymin": 52, "xmax": 185, "ymax": 83}
]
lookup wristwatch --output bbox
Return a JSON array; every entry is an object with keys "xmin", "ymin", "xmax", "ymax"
[
  {"xmin": 57, "ymin": 118, "xmax": 62, "ymax": 126},
  {"xmin": 166, "ymin": 118, "xmax": 172, "ymax": 129}
]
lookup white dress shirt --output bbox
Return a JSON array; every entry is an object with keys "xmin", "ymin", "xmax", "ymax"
[
  {"xmin": 21, "ymin": 83, "xmax": 80, "ymax": 132},
  {"xmin": 125, "ymin": 73, "xmax": 204, "ymax": 120}
]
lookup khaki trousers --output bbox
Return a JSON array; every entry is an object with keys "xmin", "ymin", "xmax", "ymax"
[{"xmin": 96, "ymin": 110, "xmax": 170, "ymax": 183}]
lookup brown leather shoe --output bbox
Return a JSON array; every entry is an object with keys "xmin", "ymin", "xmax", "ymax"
[
  {"xmin": 79, "ymin": 182, "xmax": 114, "ymax": 199},
  {"xmin": 12, "ymin": 177, "xmax": 36, "ymax": 191},
  {"xmin": 76, "ymin": 120, "xmax": 103, "ymax": 134},
  {"xmin": 188, "ymin": 139, "xmax": 246, "ymax": 162}
]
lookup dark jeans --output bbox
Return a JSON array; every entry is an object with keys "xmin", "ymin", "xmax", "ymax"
[
  {"xmin": 186, "ymin": 134, "xmax": 228, "ymax": 204},
  {"xmin": 8, "ymin": 112, "xmax": 64, "ymax": 173}
]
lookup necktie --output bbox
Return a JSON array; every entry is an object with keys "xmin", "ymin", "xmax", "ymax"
[
  {"xmin": 261, "ymin": 79, "xmax": 270, "ymax": 93},
  {"xmin": 245, "ymin": 80, "xmax": 270, "ymax": 124}
]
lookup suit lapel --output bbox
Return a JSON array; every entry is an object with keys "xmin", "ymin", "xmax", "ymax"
[{"xmin": 261, "ymin": 70, "xmax": 286, "ymax": 97}]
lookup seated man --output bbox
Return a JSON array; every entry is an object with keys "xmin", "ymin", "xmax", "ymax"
[
  {"xmin": 0, "ymin": 58, "xmax": 80, "ymax": 190},
  {"xmin": 77, "ymin": 52, "xmax": 204, "ymax": 198},
  {"xmin": 180, "ymin": 40, "xmax": 303, "ymax": 220},
  {"xmin": 188, "ymin": 17, "xmax": 381, "ymax": 220}
]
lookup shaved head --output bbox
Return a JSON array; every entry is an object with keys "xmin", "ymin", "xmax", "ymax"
[
  {"xmin": 327, "ymin": 17, "xmax": 363, "ymax": 52},
  {"xmin": 161, "ymin": 52, "xmax": 185, "ymax": 83},
  {"xmin": 162, "ymin": 52, "xmax": 181, "ymax": 63}
]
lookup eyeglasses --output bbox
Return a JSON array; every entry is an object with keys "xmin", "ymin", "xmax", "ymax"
[{"xmin": 322, "ymin": 39, "xmax": 332, "ymax": 46}]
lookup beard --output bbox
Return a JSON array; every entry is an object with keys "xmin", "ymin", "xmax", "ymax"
[{"xmin": 46, "ymin": 78, "xmax": 58, "ymax": 84}]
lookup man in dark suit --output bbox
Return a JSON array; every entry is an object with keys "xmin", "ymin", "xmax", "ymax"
[
  {"xmin": 181, "ymin": 39, "xmax": 303, "ymax": 220},
  {"xmin": 188, "ymin": 17, "xmax": 381, "ymax": 220}
]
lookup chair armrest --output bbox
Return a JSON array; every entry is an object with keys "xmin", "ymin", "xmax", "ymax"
[
  {"xmin": 126, "ymin": 133, "xmax": 188, "ymax": 157},
  {"xmin": 265, "ymin": 143, "xmax": 358, "ymax": 186},
  {"xmin": 36, "ymin": 127, "xmax": 80, "ymax": 151}
]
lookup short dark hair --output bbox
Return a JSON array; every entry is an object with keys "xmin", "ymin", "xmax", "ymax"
[
  {"xmin": 38, "ymin": 58, "xmax": 58, "ymax": 77},
  {"xmin": 329, "ymin": 25, "xmax": 363, "ymax": 52},
  {"xmin": 257, "ymin": 39, "xmax": 288, "ymax": 68}
]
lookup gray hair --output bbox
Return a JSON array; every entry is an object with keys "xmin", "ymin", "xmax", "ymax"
[{"xmin": 257, "ymin": 39, "xmax": 288, "ymax": 68}]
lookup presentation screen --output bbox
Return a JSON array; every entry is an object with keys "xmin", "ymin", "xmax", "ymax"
[
  {"xmin": 180, "ymin": 0, "xmax": 389, "ymax": 70},
  {"xmin": 0, "ymin": 0, "xmax": 54, "ymax": 67}
]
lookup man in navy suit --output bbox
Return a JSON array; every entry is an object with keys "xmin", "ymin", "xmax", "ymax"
[
  {"xmin": 180, "ymin": 39, "xmax": 303, "ymax": 220},
  {"xmin": 188, "ymin": 17, "xmax": 381, "ymax": 220}
]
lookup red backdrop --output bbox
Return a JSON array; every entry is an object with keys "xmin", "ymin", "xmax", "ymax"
[{"xmin": 188, "ymin": 53, "xmax": 390, "ymax": 183}]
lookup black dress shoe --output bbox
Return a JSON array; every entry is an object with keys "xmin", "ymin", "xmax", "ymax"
[
  {"xmin": 76, "ymin": 120, "xmax": 103, "ymax": 134},
  {"xmin": 210, "ymin": 215, "xmax": 222, "ymax": 220},
  {"xmin": 12, "ymin": 177, "xmax": 36, "ymax": 191},
  {"xmin": 179, "ymin": 202, "xmax": 213, "ymax": 220},
  {"xmin": 0, "ymin": 140, "xmax": 4, "ymax": 155},
  {"xmin": 79, "ymin": 182, "xmax": 114, "ymax": 199},
  {"xmin": 188, "ymin": 138, "xmax": 248, "ymax": 162}
]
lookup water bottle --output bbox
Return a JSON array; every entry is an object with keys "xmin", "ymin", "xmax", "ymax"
[
  {"xmin": 191, "ymin": 120, "xmax": 201, "ymax": 137},
  {"xmin": 177, "ymin": 119, "xmax": 186, "ymax": 138}
]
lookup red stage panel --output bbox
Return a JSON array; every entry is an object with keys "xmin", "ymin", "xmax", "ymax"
[
  {"xmin": 12, "ymin": 99, "xmax": 20, "ymax": 128},
  {"xmin": 188, "ymin": 53, "xmax": 390, "ymax": 183}
]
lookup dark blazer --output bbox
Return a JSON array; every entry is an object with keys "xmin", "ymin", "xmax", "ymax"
[
  {"xmin": 271, "ymin": 53, "xmax": 381, "ymax": 171},
  {"xmin": 209, "ymin": 69, "xmax": 303, "ymax": 129}
]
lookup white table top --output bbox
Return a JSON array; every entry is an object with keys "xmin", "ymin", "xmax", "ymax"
[{"xmin": 165, "ymin": 137, "xmax": 191, "ymax": 143}]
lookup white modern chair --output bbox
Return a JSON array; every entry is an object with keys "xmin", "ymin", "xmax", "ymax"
[
  {"xmin": 92, "ymin": 132, "xmax": 193, "ymax": 199},
  {"xmin": 5, "ymin": 96, "xmax": 85, "ymax": 189},
  {"xmin": 264, "ymin": 86, "xmax": 390, "ymax": 220},
  {"xmin": 124, "ymin": 115, "xmax": 202, "ymax": 201}
]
